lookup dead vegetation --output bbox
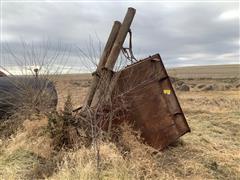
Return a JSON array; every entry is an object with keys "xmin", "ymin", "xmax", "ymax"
[
  {"xmin": 1, "ymin": 40, "xmax": 238, "ymax": 180},
  {"xmin": 0, "ymin": 78, "xmax": 239, "ymax": 179},
  {"xmin": 0, "ymin": 7, "xmax": 239, "ymax": 180}
]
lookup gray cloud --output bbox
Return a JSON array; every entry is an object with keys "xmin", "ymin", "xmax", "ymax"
[{"xmin": 1, "ymin": 1, "xmax": 239, "ymax": 74}]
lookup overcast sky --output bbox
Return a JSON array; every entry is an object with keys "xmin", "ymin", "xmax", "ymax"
[{"xmin": 1, "ymin": 0, "xmax": 239, "ymax": 74}]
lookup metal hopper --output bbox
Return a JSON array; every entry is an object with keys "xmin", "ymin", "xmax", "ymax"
[
  {"xmin": 79, "ymin": 7, "xmax": 190, "ymax": 150},
  {"xmin": 113, "ymin": 54, "xmax": 190, "ymax": 150}
]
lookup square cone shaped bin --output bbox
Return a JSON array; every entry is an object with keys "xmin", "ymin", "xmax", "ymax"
[{"xmin": 111, "ymin": 54, "xmax": 190, "ymax": 150}]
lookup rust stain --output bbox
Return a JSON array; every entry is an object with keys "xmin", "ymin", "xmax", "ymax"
[{"xmin": 113, "ymin": 54, "xmax": 190, "ymax": 150}]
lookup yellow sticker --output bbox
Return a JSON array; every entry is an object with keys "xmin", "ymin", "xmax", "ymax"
[{"xmin": 163, "ymin": 89, "xmax": 171, "ymax": 95}]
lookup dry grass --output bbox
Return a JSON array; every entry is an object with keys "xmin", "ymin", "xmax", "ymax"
[
  {"xmin": 177, "ymin": 90, "xmax": 240, "ymax": 179},
  {"xmin": 54, "ymin": 74, "xmax": 90, "ymax": 110},
  {"xmin": 0, "ymin": 71, "xmax": 239, "ymax": 179},
  {"xmin": 168, "ymin": 64, "xmax": 240, "ymax": 79},
  {"xmin": 0, "ymin": 115, "xmax": 55, "ymax": 179}
]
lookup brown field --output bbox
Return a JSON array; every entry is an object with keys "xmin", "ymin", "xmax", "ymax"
[
  {"xmin": 168, "ymin": 64, "xmax": 240, "ymax": 79},
  {"xmin": 0, "ymin": 64, "xmax": 239, "ymax": 179}
]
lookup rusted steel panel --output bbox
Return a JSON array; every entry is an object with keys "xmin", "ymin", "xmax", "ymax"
[{"xmin": 113, "ymin": 54, "xmax": 190, "ymax": 150}]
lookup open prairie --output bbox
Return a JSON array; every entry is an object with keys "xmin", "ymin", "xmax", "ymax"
[
  {"xmin": 168, "ymin": 64, "xmax": 240, "ymax": 79},
  {"xmin": 52, "ymin": 64, "xmax": 240, "ymax": 179},
  {"xmin": 0, "ymin": 64, "xmax": 239, "ymax": 179}
]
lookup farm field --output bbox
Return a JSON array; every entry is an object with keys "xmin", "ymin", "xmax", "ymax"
[
  {"xmin": 0, "ymin": 64, "xmax": 239, "ymax": 179},
  {"xmin": 168, "ymin": 64, "xmax": 240, "ymax": 79}
]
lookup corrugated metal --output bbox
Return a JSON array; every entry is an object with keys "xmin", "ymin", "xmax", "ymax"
[{"xmin": 113, "ymin": 54, "xmax": 190, "ymax": 150}]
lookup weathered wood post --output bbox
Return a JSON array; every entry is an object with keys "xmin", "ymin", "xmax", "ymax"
[
  {"xmin": 82, "ymin": 21, "xmax": 121, "ymax": 109},
  {"xmin": 105, "ymin": 7, "xmax": 136, "ymax": 71},
  {"xmin": 91, "ymin": 7, "xmax": 136, "ymax": 107}
]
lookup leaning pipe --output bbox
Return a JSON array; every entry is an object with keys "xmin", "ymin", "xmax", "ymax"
[{"xmin": 82, "ymin": 21, "xmax": 121, "ymax": 109}]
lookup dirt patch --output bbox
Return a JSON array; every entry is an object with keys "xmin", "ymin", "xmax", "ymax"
[
  {"xmin": 201, "ymin": 84, "xmax": 215, "ymax": 91},
  {"xmin": 171, "ymin": 77, "xmax": 239, "ymax": 92},
  {"xmin": 177, "ymin": 84, "xmax": 190, "ymax": 91}
]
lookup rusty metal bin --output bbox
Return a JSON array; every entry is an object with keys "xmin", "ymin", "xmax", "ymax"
[{"xmin": 113, "ymin": 54, "xmax": 190, "ymax": 150}]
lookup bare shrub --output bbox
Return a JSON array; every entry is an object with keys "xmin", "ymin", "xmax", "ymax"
[
  {"xmin": 49, "ymin": 123, "xmax": 163, "ymax": 179},
  {"xmin": 0, "ymin": 40, "xmax": 71, "ymax": 139},
  {"xmin": 0, "ymin": 40, "xmax": 72, "ymax": 118}
]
